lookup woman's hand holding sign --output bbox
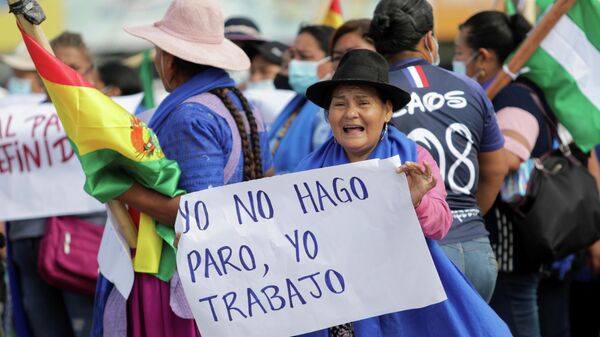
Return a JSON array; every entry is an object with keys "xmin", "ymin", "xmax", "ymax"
[{"xmin": 397, "ymin": 161, "xmax": 437, "ymax": 208}]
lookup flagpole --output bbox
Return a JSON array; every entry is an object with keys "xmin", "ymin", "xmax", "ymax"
[
  {"xmin": 6, "ymin": 0, "xmax": 138, "ymax": 249},
  {"xmin": 107, "ymin": 201, "xmax": 138, "ymax": 248},
  {"xmin": 485, "ymin": 0, "xmax": 576, "ymax": 100},
  {"xmin": 7, "ymin": 0, "xmax": 53, "ymax": 55}
]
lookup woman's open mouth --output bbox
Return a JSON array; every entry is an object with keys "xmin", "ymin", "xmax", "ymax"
[{"xmin": 343, "ymin": 125, "xmax": 365, "ymax": 134}]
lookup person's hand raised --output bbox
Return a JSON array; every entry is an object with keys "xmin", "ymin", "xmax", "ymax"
[{"xmin": 396, "ymin": 161, "xmax": 437, "ymax": 208}]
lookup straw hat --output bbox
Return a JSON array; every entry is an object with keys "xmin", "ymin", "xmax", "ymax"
[
  {"xmin": 0, "ymin": 43, "xmax": 35, "ymax": 71},
  {"xmin": 306, "ymin": 49, "xmax": 410, "ymax": 111},
  {"xmin": 124, "ymin": 0, "xmax": 250, "ymax": 71}
]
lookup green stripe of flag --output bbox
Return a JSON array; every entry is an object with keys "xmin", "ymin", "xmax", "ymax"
[
  {"xmin": 566, "ymin": 0, "xmax": 600, "ymax": 51},
  {"xmin": 75, "ymin": 145, "xmax": 184, "ymax": 203},
  {"xmin": 505, "ymin": 0, "xmax": 516, "ymax": 15},
  {"xmin": 156, "ymin": 223, "xmax": 177, "ymax": 282},
  {"xmin": 536, "ymin": 0, "xmax": 553, "ymax": 14},
  {"xmin": 140, "ymin": 50, "xmax": 156, "ymax": 109}
]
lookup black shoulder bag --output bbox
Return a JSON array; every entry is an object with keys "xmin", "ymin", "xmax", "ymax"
[{"xmin": 511, "ymin": 84, "xmax": 600, "ymax": 265}]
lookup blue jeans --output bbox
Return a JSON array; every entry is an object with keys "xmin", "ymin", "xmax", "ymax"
[
  {"xmin": 11, "ymin": 238, "xmax": 93, "ymax": 337},
  {"xmin": 440, "ymin": 236, "xmax": 498, "ymax": 302},
  {"xmin": 490, "ymin": 272, "xmax": 541, "ymax": 337}
]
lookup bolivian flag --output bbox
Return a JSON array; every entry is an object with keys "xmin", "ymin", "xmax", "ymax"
[
  {"xmin": 19, "ymin": 26, "xmax": 183, "ymax": 281},
  {"xmin": 322, "ymin": 0, "xmax": 343, "ymax": 28}
]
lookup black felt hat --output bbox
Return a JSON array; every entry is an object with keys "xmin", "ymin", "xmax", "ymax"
[
  {"xmin": 306, "ymin": 49, "xmax": 410, "ymax": 111},
  {"xmin": 256, "ymin": 41, "xmax": 288, "ymax": 65},
  {"xmin": 224, "ymin": 16, "xmax": 265, "ymax": 42}
]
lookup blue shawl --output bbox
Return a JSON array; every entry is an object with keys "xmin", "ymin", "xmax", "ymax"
[
  {"xmin": 296, "ymin": 127, "xmax": 512, "ymax": 337},
  {"xmin": 295, "ymin": 126, "xmax": 416, "ymax": 170},
  {"xmin": 268, "ymin": 94, "xmax": 322, "ymax": 173},
  {"xmin": 149, "ymin": 68, "xmax": 235, "ymax": 130}
]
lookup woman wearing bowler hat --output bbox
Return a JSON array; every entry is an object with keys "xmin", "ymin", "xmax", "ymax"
[
  {"xmin": 296, "ymin": 49, "xmax": 511, "ymax": 337},
  {"xmin": 92, "ymin": 0, "xmax": 273, "ymax": 336},
  {"xmin": 300, "ymin": 49, "xmax": 450, "ymax": 232}
]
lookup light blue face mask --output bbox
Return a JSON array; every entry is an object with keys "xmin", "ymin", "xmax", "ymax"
[
  {"xmin": 452, "ymin": 60, "xmax": 467, "ymax": 76},
  {"xmin": 288, "ymin": 57, "xmax": 330, "ymax": 96},
  {"xmin": 7, "ymin": 77, "xmax": 32, "ymax": 95},
  {"xmin": 246, "ymin": 79, "xmax": 276, "ymax": 91},
  {"xmin": 452, "ymin": 51, "xmax": 479, "ymax": 77}
]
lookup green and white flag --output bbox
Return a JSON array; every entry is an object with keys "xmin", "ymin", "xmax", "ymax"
[{"xmin": 523, "ymin": 0, "xmax": 600, "ymax": 151}]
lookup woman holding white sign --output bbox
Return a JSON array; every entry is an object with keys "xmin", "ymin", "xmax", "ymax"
[{"xmin": 296, "ymin": 49, "xmax": 511, "ymax": 336}]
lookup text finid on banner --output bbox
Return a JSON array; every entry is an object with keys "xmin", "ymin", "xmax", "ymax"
[
  {"xmin": 175, "ymin": 156, "xmax": 446, "ymax": 337},
  {"xmin": 0, "ymin": 93, "xmax": 143, "ymax": 220}
]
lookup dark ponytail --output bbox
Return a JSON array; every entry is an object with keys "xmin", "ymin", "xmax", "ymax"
[
  {"xmin": 209, "ymin": 88, "xmax": 264, "ymax": 181},
  {"xmin": 509, "ymin": 14, "xmax": 531, "ymax": 49},
  {"xmin": 366, "ymin": 0, "xmax": 433, "ymax": 56},
  {"xmin": 230, "ymin": 87, "xmax": 263, "ymax": 178},
  {"xmin": 460, "ymin": 11, "xmax": 531, "ymax": 63}
]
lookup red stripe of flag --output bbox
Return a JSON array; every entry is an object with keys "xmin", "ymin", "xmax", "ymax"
[
  {"xmin": 329, "ymin": 0, "xmax": 342, "ymax": 15},
  {"xmin": 128, "ymin": 207, "xmax": 141, "ymax": 230},
  {"xmin": 19, "ymin": 25, "xmax": 93, "ymax": 88},
  {"xmin": 415, "ymin": 65, "xmax": 429, "ymax": 88}
]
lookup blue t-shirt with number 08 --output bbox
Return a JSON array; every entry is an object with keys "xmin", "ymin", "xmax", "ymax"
[{"xmin": 389, "ymin": 58, "xmax": 504, "ymax": 244}]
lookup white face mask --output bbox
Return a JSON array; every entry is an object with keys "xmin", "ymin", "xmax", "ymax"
[
  {"xmin": 425, "ymin": 32, "xmax": 440, "ymax": 66},
  {"xmin": 429, "ymin": 36, "xmax": 440, "ymax": 66},
  {"xmin": 228, "ymin": 69, "xmax": 250, "ymax": 87},
  {"xmin": 246, "ymin": 79, "xmax": 276, "ymax": 91}
]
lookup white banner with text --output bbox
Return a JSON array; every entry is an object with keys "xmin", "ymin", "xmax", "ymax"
[{"xmin": 0, "ymin": 94, "xmax": 143, "ymax": 220}]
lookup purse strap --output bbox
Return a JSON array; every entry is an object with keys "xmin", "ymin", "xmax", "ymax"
[{"xmin": 511, "ymin": 81, "xmax": 574, "ymax": 159}]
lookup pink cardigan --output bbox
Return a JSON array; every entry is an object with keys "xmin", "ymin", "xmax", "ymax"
[{"xmin": 414, "ymin": 145, "xmax": 452, "ymax": 240}]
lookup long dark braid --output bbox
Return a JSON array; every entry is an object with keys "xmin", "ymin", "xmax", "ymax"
[
  {"xmin": 230, "ymin": 87, "xmax": 263, "ymax": 178},
  {"xmin": 209, "ymin": 88, "xmax": 263, "ymax": 181}
]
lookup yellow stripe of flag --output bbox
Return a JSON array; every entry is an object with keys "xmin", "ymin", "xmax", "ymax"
[
  {"xmin": 133, "ymin": 212, "xmax": 163, "ymax": 274},
  {"xmin": 323, "ymin": 0, "xmax": 343, "ymax": 28},
  {"xmin": 43, "ymin": 79, "xmax": 164, "ymax": 161}
]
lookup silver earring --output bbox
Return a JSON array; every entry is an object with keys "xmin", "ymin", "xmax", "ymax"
[{"xmin": 380, "ymin": 123, "xmax": 388, "ymax": 141}]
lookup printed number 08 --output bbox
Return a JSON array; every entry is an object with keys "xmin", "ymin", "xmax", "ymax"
[{"xmin": 407, "ymin": 123, "xmax": 475, "ymax": 195}]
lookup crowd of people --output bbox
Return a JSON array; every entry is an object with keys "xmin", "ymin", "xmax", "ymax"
[{"xmin": 1, "ymin": 0, "xmax": 600, "ymax": 336}]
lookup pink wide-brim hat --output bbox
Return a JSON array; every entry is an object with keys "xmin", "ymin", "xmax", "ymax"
[{"xmin": 124, "ymin": 0, "xmax": 250, "ymax": 71}]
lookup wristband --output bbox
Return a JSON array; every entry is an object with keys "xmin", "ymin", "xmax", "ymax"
[{"xmin": 9, "ymin": 0, "xmax": 46, "ymax": 25}]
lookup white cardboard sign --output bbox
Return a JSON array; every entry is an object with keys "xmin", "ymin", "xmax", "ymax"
[{"xmin": 176, "ymin": 156, "xmax": 446, "ymax": 337}]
